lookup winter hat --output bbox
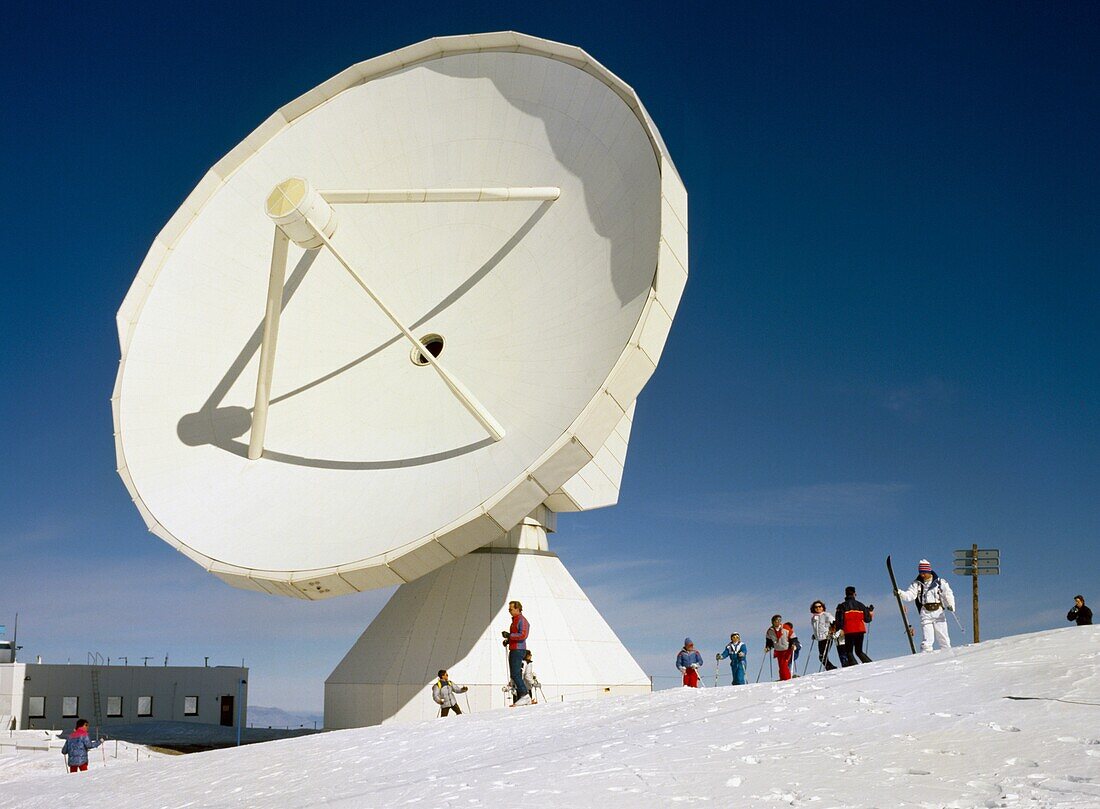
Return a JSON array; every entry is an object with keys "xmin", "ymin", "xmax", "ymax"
[
  {"xmin": 918, "ymin": 559, "xmax": 933, "ymax": 573},
  {"xmin": 684, "ymin": 637, "xmax": 693, "ymax": 646}
]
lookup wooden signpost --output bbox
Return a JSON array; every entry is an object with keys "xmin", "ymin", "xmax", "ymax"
[{"xmin": 953, "ymin": 545, "xmax": 1000, "ymax": 642}]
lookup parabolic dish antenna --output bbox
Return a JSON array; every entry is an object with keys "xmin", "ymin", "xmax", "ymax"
[{"xmin": 114, "ymin": 32, "xmax": 688, "ymax": 601}]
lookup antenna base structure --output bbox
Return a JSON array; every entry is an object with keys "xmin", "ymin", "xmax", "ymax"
[{"xmin": 325, "ymin": 507, "xmax": 650, "ymax": 728}]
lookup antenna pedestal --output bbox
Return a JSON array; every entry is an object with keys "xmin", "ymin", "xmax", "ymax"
[{"xmin": 324, "ymin": 508, "xmax": 650, "ymax": 728}]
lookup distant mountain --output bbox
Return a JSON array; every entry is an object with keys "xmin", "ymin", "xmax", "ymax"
[{"xmin": 247, "ymin": 706, "xmax": 324, "ymax": 729}]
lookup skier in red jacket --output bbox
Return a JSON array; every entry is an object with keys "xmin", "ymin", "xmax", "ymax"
[{"xmin": 834, "ymin": 586, "xmax": 874, "ymax": 666}]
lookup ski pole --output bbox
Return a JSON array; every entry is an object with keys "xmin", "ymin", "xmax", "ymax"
[
  {"xmin": 714, "ymin": 656, "xmax": 719, "ymax": 688},
  {"xmin": 801, "ymin": 645, "xmax": 813, "ymax": 677},
  {"xmin": 463, "ymin": 691, "xmax": 472, "ymax": 715},
  {"xmin": 754, "ymin": 651, "xmax": 767, "ymax": 683},
  {"xmin": 768, "ymin": 655, "xmax": 773, "ymax": 680},
  {"xmin": 948, "ymin": 609, "xmax": 966, "ymax": 635}
]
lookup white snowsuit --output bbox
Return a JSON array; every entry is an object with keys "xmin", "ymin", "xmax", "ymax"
[
  {"xmin": 521, "ymin": 661, "xmax": 540, "ymax": 695},
  {"xmin": 898, "ymin": 575, "xmax": 955, "ymax": 652}
]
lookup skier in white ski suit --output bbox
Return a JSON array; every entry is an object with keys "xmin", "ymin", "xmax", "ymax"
[
  {"xmin": 897, "ymin": 559, "xmax": 956, "ymax": 652},
  {"xmin": 521, "ymin": 651, "xmax": 540, "ymax": 703}
]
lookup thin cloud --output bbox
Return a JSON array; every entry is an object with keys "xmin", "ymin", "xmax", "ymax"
[{"xmin": 693, "ymin": 482, "xmax": 912, "ymax": 527}]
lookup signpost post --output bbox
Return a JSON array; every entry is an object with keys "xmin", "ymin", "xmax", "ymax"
[{"xmin": 953, "ymin": 545, "xmax": 1000, "ymax": 642}]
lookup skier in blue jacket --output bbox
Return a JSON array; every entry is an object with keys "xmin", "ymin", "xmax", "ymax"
[
  {"xmin": 717, "ymin": 632, "xmax": 748, "ymax": 685},
  {"xmin": 61, "ymin": 719, "xmax": 102, "ymax": 772},
  {"xmin": 676, "ymin": 638, "xmax": 704, "ymax": 687}
]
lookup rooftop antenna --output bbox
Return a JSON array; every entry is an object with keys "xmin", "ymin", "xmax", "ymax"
[
  {"xmin": 140, "ymin": 656, "xmax": 153, "ymax": 667},
  {"xmin": 112, "ymin": 32, "xmax": 687, "ymax": 728}
]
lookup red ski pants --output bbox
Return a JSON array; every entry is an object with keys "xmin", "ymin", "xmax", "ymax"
[
  {"xmin": 69, "ymin": 764, "xmax": 88, "ymax": 773},
  {"xmin": 774, "ymin": 649, "xmax": 793, "ymax": 681},
  {"xmin": 682, "ymin": 667, "xmax": 699, "ymax": 687}
]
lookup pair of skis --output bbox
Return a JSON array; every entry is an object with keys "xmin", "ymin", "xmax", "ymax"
[{"xmin": 887, "ymin": 555, "xmax": 918, "ymax": 655}]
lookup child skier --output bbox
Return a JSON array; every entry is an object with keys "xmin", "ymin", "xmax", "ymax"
[
  {"xmin": 716, "ymin": 633, "xmax": 748, "ymax": 685},
  {"xmin": 896, "ymin": 559, "xmax": 955, "ymax": 652},
  {"xmin": 521, "ymin": 650, "xmax": 541, "ymax": 704},
  {"xmin": 432, "ymin": 670, "xmax": 468, "ymax": 717},
  {"xmin": 676, "ymin": 638, "xmax": 704, "ymax": 687},
  {"xmin": 783, "ymin": 622, "xmax": 802, "ymax": 674},
  {"xmin": 61, "ymin": 719, "xmax": 103, "ymax": 773}
]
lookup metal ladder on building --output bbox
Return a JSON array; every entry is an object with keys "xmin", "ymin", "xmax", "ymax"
[{"xmin": 90, "ymin": 667, "xmax": 104, "ymax": 734}]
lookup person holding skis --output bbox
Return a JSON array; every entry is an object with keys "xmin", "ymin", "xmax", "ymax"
[
  {"xmin": 1067, "ymin": 595, "xmax": 1093, "ymax": 626},
  {"xmin": 501, "ymin": 600, "xmax": 532, "ymax": 706},
  {"xmin": 676, "ymin": 638, "xmax": 704, "ymax": 687},
  {"xmin": 716, "ymin": 632, "xmax": 748, "ymax": 685},
  {"xmin": 809, "ymin": 600, "xmax": 837, "ymax": 671},
  {"xmin": 765, "ymin": 615, "xmax": 794, "ymax": 681},
  {"xmin": 521, "ymin": 650, "xmax": 541, "ymax": 703},
  {"xmin": 432, "ymin": 670, "xmax": 468, "ymax": 717},
  {"xmin": 834, "ymin": 587, "xmax": 874, "ymax": 665},
  {"xmin": 897, "ymin": 560, "xmax": 955, "ymax": 652},
  {"xmin": 61, "ymin": 719, "xmax": 102, "ymax": 773}
]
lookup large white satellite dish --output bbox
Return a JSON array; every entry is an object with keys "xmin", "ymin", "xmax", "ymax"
[{"xmin": 114, "ymin": 32, "xmax": 687, "ymax": 725}]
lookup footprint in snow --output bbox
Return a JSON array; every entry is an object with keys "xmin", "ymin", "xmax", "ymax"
[
  {"xmin": 987, "ymin": 723, "xmax": 1021, "ymax": 733},
  {"xmin": 1066, "ymin": 776, "xmax": 1094, "ymax": 783}
]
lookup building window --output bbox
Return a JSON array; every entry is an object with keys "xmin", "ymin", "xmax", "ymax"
[
  {"xmin": 62, "ymin": 697, "xmax": 78, "ymax": 718},
  {"xmin": 107, "ymin": 696, "xmax": 123, "ymax": 717},
  {"xmin": 137, "ymin": 696, "xmax": 153, "ymax": 717},
  {"xmin": 28, "ymin": 696, "xmax": 45, "ymax": 718},
  {"xmin": 183, "ymin": 696, "xmax": 198, "ymax": 716}
]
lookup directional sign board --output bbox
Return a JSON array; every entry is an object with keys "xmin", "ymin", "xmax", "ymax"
[
  {"xmin": 954, "ymin": 549, "xmax": 999, "ymax": 561},
  {"xmin": 954, "ymin": 547, "xmax": 1000, "ymax": 576},
  {"xmin": 954, "ymin": 567, "xmax": 999, "ymax": 575}
]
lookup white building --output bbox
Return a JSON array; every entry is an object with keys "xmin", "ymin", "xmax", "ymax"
[{"xmin": 0, "ymin": 660, "xmax": 247, "ymax": 731}]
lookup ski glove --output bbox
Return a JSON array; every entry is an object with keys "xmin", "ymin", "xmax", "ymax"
[{"xmin": 715, "ymin": 653, "xmax": 722, "ymax": 661}]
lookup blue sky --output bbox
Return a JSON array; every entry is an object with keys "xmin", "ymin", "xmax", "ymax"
[{"xmin": 3, "ymin": 3, "xmax": 1098, "ymax": 709}]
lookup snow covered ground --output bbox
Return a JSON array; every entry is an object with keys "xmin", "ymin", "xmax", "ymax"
[
  {"xmin": 0, "ymin": 730, "xmax": 167, "ymax": 783},
  {"xmin": 1, "ymin": 626, "xmax": 1097, "ymax": 808}
]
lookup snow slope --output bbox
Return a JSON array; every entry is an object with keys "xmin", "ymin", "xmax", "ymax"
[
  {"xmin": 2, "ymin": 627, "xmax": 1097, "ymax": 808},
  {"xmin": 0, "ymin": 730, "xmax": 166, "ymax": 784}
]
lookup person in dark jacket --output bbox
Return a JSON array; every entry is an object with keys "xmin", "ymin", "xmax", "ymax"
[
  {"xmin": 834, "ymin": 586, "xmax": 873, "ymax": 666},
  {"xmin": 61, "ymin": 719, "xmax": 102, "ymax": 772},
  {"xmin": 1067, "ymin": 595, "xmax": 1093, "ymax": 626}
]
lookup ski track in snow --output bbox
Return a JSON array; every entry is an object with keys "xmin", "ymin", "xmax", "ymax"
[{"xmin": 0, "ymin": 627, "xmax": 1098, "ymax": 808}]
